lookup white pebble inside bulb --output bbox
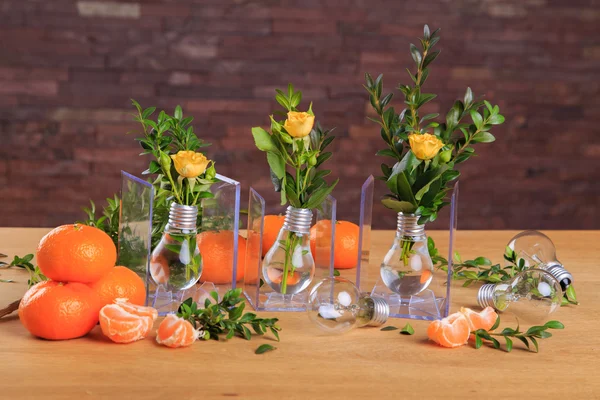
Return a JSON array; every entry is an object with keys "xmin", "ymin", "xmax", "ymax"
[
  {"xmin": 318, "ymin": 304, "xmax": 342, "ymax": 319},
  {"xmin": 337, "ymin": 291, "xmax": 352, "ymax": 307},
  {"xmin": 537, "ymin": 281, "xmax": 552, "ymax": 297},
  {"xmin": 409, "ymin": 254, "xmax": 422, "ymax": 271},
  {"xmin": 291, "ymin": 244, "xmax": 303, "ymax": 268}
]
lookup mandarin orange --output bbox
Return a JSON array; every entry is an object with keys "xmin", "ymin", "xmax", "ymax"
[
  {"xmin": 19, "ymin": 281, "xmax": 102, "ymax": 340},
  {"xmin": 310, "ymin": 220, "xmax": 359, "ymax": 269},
  {"xmin": 37, "ymin": 224, "xmax": 116, "ymax": 283},
  {"xmin": 89, "ymin": 266, "xmax": 146, "ymax": 307},
  {"xmin": 261, "ymin": 215, "xmax": 285, "ymax": 257},
  {"xmin": 197, "ymin": 231, "xmax": 246, "ymax": 284}
]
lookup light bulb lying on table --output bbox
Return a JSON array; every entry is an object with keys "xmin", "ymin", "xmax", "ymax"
[
  {"xmin": 307, "ymin": 277, "xmax": 389, "ymax": 334},
  {"xmin": 477, "ymin": 269, "xmax": 562, "ymax": 324},
  {"xmin": 508, "ymin": 230, "xmax": 573, "ymax": 291},
  {"xmin": 262, "ymin": 206, "xmax": 315, "ymax": 295}
]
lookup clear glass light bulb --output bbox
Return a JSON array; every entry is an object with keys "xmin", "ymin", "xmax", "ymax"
[
  {"xmin": 380, "ymin": 212, "xmax": 434, "ymax": 297},
  {"xmin": 508, "ymin": 230, "xmax": 573, "ymax": 291},
  {"xmin": 262, "ymin": 206, "xmax": 315, "ymax": 295},
  {"xmin": 477, "ymin": 268, "xmax": 562, "ymax": 324},
  {"xmin": 307, "ymin": 277, "xmax": 389, "ymax": 334},
  {"xmin": 150, "ymin": 203, "xmax": 202, "ymax": 291}
]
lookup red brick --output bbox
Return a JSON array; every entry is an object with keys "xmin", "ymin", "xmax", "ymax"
[{"xmin": 273, "ymin": 20, "xmax": 337, "ymax": 34}]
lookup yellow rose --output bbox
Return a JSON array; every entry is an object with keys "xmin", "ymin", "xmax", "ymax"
[
  {"xmin": 408, "ymin": 133, "xmax": 444, "ymax": 160},
  {"xmin": 283, "ymin": 111, "xmax": 315, "ymax": 138},
  {"xmin": 170, "ymin": 150, "xmax": 210, "ymax": 178}
]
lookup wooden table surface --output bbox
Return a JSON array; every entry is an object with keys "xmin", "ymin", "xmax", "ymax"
[{"xmin": 1, "ymin": 228, "xmax": 599, "ymax": 399}]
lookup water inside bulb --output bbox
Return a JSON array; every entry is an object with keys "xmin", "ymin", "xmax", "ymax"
[
  {"xmin": 380, "ymin": 237, "xmax": 433, "ymax": 296},
  {"xmin": 262, "ymin": 229, "xmax": 314, "ymax": 295},
  {"xmin": 150, "ymin": 232, "xmax": 202, "ymax": 292}
]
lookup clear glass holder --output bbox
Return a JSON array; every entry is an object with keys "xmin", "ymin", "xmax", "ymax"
[
  {"xmin": 118, "ymin": 171, "xmax": 241, "ymax": 315},
  {"xmin": 243, "ymin": 188, "xmax": 336, "ymax": 312},
  {"xmin": 366, "ymin": 182, "xmax": 458, "ymax": 321}
]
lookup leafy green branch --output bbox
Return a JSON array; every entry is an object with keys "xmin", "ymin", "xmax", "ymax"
[
  {"xmin": 0, "ymin": 253, "xmax": 47, "ymax": 287},
  {"xmin": 252, "ymin": 84, "xmax": 338, "ymax": 209},
  {"xmin": 178, "ymin": 289, "xmax": 281, "ymax": 342},
  {"xmin": 364, "ymin": 24, "xmax": 504, "ymax": 225},
  {"xmin": 474, "ymin": 316, "xmax": 564, "ymax": 353}
]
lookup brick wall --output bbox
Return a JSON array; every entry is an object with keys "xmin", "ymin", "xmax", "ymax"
[{"xmin": 1, "ymin": 0, "xmax": 599, "ymax": 230}]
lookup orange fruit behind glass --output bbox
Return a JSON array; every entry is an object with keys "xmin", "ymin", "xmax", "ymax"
[
  {"xmin": 36, "ymin": 224, "xmax": 116, "ymax": 283},
  {"xmin": 310, "ymin": 220, "xmax": 360, "ymax": 269},
  {"xmin": 19, "ymin": 281, "xmax": 102, "ymax": 340},
  {"xmin": 197, "ymin": 231, "xmax": 246, "ymax": 284},
  {"xmin": 261, "ymin": 215, "xmax": 285, "ymax": 257}
]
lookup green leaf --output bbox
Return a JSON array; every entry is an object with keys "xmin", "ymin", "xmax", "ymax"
[
  {"xmin": 422, "ymin": 50, "xmax": 440, "ymax": 68},
  {"xmin": 544, "ymin": 321, "xmax": 565, "ymax": 330},
  {"xmin": 266, "ymin": 152, "xmax": 285, "ymax": 179},
  {"xmin": 489, "ymin": 114, "xmax": 505, "ymax": 125},
  {"xmin": 475, "ymin": 334, "xmax": 483, "ymax": 349},
  {"xmin": 530, "ymin": 337, "xmax": 539, "ymax": 352},
  {"xmin": 381, "ymin": 196, "xmax": 417, "ymax": 213},
  {"xmin": 255, "ymin": 344, "xmax": 277, "ymax": 354},
  {"xmin": 471, "ymin": 132, "xmax": 496, "ymax": 143},
  {"xmin": 304, "ymin": 179, "xmax": 339, "ymax": 209},
  {"xmin": 474, "ymin": 257, "xmax": 492, "ymax": 266},
  {"xmin": 164, "ymin": 244, "xmax": 181, "ymax": 254},
  {"xmin": 414, "ymin": 165, "xmax": 449, "ymax": 201},
  {"xmin": 400, "ymin": 323, "xmax": 415, "ymax": 335},
  {"xmin": 409, "ymin": 44, "xmax": 422, "ymax": 65},
  {"xmin": 565, "ymin": 285, "xmax": 577, "ymax": 303},
  {"xmin": 463, "ymin": 87, "xmax": 473, "ymax": 106},
  {"xmin": 505, "ymin": 337, "xmax": 513, "ymax": 352},
  {"xmin": 333, "ymin": 269, "xmax": 341, "ymax": 277},
  {"xmin": 380, "ymin": 326, "xmax": 398, "ymax": 331},
  {"xmin": 251, "ymin": 127, "xmax": 277, "ymax": 152},
  {"xmin": 470, "ymin": 110, "xmax": 483, "ymax": 129}
]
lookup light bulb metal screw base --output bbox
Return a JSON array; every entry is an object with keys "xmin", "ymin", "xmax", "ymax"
[
  {"xmin": 166, "ymin": 203, "xmax": 198, "ymax": 231},
  {"xmin": 283, "ymin": 206, "xmax": 313, "ymax": 235},
  {"xmin": 396, "ymin": 212, "xmax": 425, "ymax": 237},
  {"xmin": 477, "ymin": 283, "xmax": 496, "ymax": 310},
  {"xmin": 545, "ymin": 264, "xmax": 573, "ymax": 290},
  {"xmin": 360, "ymin": 296, "xmax": 390, "ymax": 327}
]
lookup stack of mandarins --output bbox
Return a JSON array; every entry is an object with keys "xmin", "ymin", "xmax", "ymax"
[{"xmin": 18, "ymin": 224, "xmax": 151, "ymax": 342}]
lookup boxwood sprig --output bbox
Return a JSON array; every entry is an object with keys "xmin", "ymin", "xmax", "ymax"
[
  {"xmin": 473, "ymin": 316, "xmax": 564, "ymax": 353},
  {"xmin": 177, "ymin": 288, "xmax": 281, "ymax": 342}
]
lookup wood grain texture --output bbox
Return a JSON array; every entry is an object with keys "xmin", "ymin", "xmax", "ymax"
[{"xmin": 0, "ymin": 228, "xmax": 599, "ymax": 400}]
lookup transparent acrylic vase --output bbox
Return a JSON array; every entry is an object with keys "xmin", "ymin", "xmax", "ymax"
[
  {"xmin": 118, "ymin": 172, "xmax": 240, "ymax": 315},
  {"xmin": 117, "ymin": 171, "xmax": 155, "ymax": 306},
  {"xmin": 243, "ymin": 188, "xmax": 336, "ymax": 312},
  {"xmin": 365, "ymin": 182, "xmax": 458, "ymax": 321}
]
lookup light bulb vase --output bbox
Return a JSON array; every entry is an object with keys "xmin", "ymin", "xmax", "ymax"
[
  {"xmin": 150, "ymin": 203, "xmax": 202, "ymax": 315},
  {"xmin": 243, "ymin": 188, "xmax": 337, "ymax": 312},
  {"xmin": 369, "ymin": 182, "xmax": 460, "ymax": 321}
]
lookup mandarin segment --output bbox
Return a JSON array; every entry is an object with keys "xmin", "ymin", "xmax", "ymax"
[
  {"xmin": 460, "ymin": 307, "xmax": 498, "ymax": 332},
  {"xmin": 156, "ymin": 314, "xmax": 200, "ymax": 348},
  {"xmin": 19, "ymin": 281, "xmax": 102, "ymax": 340},
  {"xmin": 427, "ymin": 312, "xmax": 471, "ymax": 348},
  {"xmin": 36, "ymin": 224, "xmax": 117, "ymax": 283},
  {"xmin": 99, "ymin": 300, "xmax": 157, "ymax": 343}
]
